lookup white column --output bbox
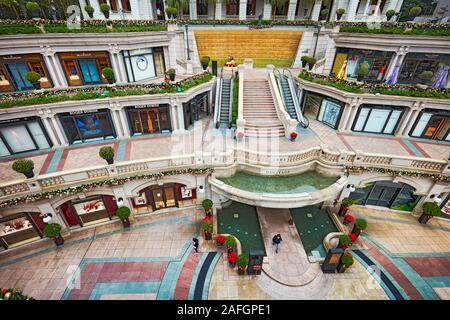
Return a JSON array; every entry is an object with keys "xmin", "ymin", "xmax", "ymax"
[
  {"xmin": 118, "ymin": 108, "xmax": 130, "ymax": 137},
  {"xmin": 347, "ymin": 0, "xmax": 359, "ymax": 21},
  {"xmin": 363, "ymin": 0, "xmax": 371, "ymax": 16},
  {"xmin": 345, "ymin": 102, "xmax": 361, "ymax": 131},
  {"xmin": 215, "ymin": 0, "xmax": 223, "ymax": 19},
  {"xmin": 41, "ymin": 117, "xmax": 60, "ymax": 147},
  {"xmin": 50, "ymin": 54, "xmax": 68, "ymax": 88},
  {"xmin": 401, "ymin": 108, "xmax": 420, "ymax": 136},
  {"xmin": 190, "ymin": 0, "xmax": 197, "ymax": 19},
  {"xmin": 263, "ymin": 2, "xmax": 272, "ymax": 20},
  {"xmin": 116, "ymin": 52, "xmax": 127, "ymax": 84},
  {"xmin": 239, "ymin": 0, "xmax": 248, "ymax": 20},
  {"xmin": 50, "ymin": 116, "xmax": 69, "ymax": 146},
  {"xmin": 169, "ymin": 103, "xmax": 179, "ymax": 131},
  {"xmin": 338, "ymin": 104, "xmax": 352, "ymax": 132},
  {"xmin": 177, "ymin": 104, "xmax": 186, "ymax": 132},
  {"xmin": 395, "ymin": 0, "xmax": 404, "ymax": 12},
  {"xmin": 287, "ymin": 0, "xmax": 298, "ymax": 20},
  {"xmin": 396, "ymin": 107, "xmax": 413, "ymax": 136},
  {"xmin": 330, "ymin": 0, "xmax": 338, "ymax": 21},
  {"xmin": 374, "ymin": 0, "xmax": 382, "ymax": 15},
  {"xmin": 42, "ymin": 54, "xmax": 60, "ymax": 88},
  {"xmin": 111, "ymin": 109, "xmax": 124, "ymax": 137},
  {"xmin": 311, "ymin": 0, "xmax": 322, "ymax": 21}
]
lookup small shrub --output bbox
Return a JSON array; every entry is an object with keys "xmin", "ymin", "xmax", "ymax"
[
  {"xmin": 237, "ymin": 253, "xmax": 249, "ymax": 267},
  {"xmin": 355, "ymin": 218, "xmax": 367, "ymax": 230},
  {"xmin": 225, "ymin": 235, "xmax": 236, "ymax": 248},
  {"xmin": 357, "ymin": 62, "xmax": 369, "ymax": 76},
  {"xmin": 409, "ymin": 6, "xmax": 422, "ymax": 17},
  {"xmin": 12, "ymin": 159, "xmax": 34, "ymax": 173},
  {"xmin": 84, "ymin": 5, "xmax": 94, "ymax": 13},
  {"xmin": 201, "ymin": 56, "xmax": 210, "ymax": 65},
  {"xmin": 25, "ymin": 71, "xmax": 41, "ymax": 83},
  {"xmin": 102, "ymin": 67, "xmax": 115, "ymax": 83},
  {"xmin": 341, "ymin": 197, "xmax": 359, "ymax": 207},
  {"xmin": 26, "ymin": 2, "xmax": 40, "ymax": 11},
  {"xmin": 386, "ymin": 9, "xmax": 395, "ymax": 19},
  {"xmin": 166, "ymin": 6, "xmax": 178, "ymax": 17},
  {"xmin": 422, "ymin": 202, "xmax": 441, "ymax": 217},
  {"xmin": 341, "ymin": 253, "xmax": 354, "ymax": 267},
  {"xmin": 419, "ymin": 70, "xmax": 433, "ymax": 79},
  {"xmin": 116, "ymin": 206, "xmax": 131, "ymax": 220},
  {"xmin": 202, "ymin": 199, "xmax": 213, "ymax": 211},
  {"xmin": 202, "ymin": 219, "xmax": 213, "ymax": 232},
  {"xmin": 43, "ymin": 223, "xmax": 61, "ymax": 238},
  {"xmin": 308, "ymin": 56, "xmax": 317, "ymax": 66},
  {"xmin": 100, "ymin": 3, "xmax": 110, "ymax": 12},
  {"xmin": 99, "ymin": 146, "xmax": 114, "ymax": 159},
  {"xmin": 339, "ymin": 234, "xmax": 351, "ymax": 246},
  {"xmin": 336, "ymin": 8, "xmax": 345, "ymax": 15},
  {"xmin": 167, "ymin": 68, "xmax": 176, "ymax": 75},
  {"xmin": 320, "ymin": 9, "xmax": 329, "ymax": 17}
]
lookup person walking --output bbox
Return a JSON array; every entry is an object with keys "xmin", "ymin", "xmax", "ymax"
[
  {"xmin": 272, "ymin": 234, "xmax": 282, "ymax": 254},
  {"xmin": 192, "ymin": 238, "xmax": 199, "ymax": 253}
]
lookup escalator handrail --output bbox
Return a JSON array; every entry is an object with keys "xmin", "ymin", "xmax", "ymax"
[
  {"xmin": 214, "ymin": 77, "xmax": 222, "ymax": 127},
  {"xmin": 228, "ymin": 78, "xmax": 234, "ymax": 128}
]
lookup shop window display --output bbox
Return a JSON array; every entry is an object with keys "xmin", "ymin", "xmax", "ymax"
[
  {"xmin": 0, "ymin": 215, "xmax": 42, "ymax": 249},
  {"xmin": 301, "ymin": 91, "xmax": 343, "ymax": 129},
  {"xmin": 411, "ymin": 109, "xmax": 450, "ymax": 141},
  {"xmin": 353, "ymin": 105, "xmax": 404, "ymax": 135},
  {"xmin": 398, "ymin": 53, "xmax": 450, "ymax": 86}
]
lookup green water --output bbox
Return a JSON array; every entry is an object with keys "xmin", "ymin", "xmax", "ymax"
[
  {"xmin": 218, "ymin": 202, "xmax": 266, "ymax": 256},
  {"xmin": 218, "ymin": 171, "xmax": 338, "ymax": 194},
  {"xmin": 290, "ymin": 206, "xmax": 338, "ymax": 256}
]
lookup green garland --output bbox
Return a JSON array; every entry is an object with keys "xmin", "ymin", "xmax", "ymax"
[
  {"xmin": 0, "ymin": 167, "xmax": 214, "ymax": 208},
  {"xmin": 345, "ymin": 166, "xmax": 450, "ymax": 182},
  {"xmin": 0, "ymin": 288, "xmax": 34, "ymax": 300}
]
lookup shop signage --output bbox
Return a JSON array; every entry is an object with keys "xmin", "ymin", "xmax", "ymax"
[
  {"xmin": 133, "ymin": 105, "xmax": 160, "ymax": 109},
  {"xmin": 0, "ymin": 117, "xmax": 34, "ymax": 124},
  {"xmin": 69, "ymin": 109, "xmax": 99, "ymax": 115}
]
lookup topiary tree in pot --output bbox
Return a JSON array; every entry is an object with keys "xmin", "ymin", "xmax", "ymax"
[
  {"xmin": 338, "ymin": 197, "xmax": 359, "ymax": 217},
  {"xmin": 102, "ymin": 67, "xmax": 115, "ymax": 84},
  {"xmin": 386, "ymin": 9, "xmax": 395, "ymax": 21},
  {"xmin": 300, "ymin": 55, "xmax": 310, "ymax": 68},
  {"xmin": 338, "ymin": 233, "xmax": 351, "ymax": 249},
  {"xmin": 43, "ymin": 223, "xmax": 64, "ymax": 246},
  {"xmin": 352, "ymin": 218, "xmax": 367, "ymax": 236},
  {"xmin": 99, "ymin": 146, "xmax": 115, "ymax": 164},
  {"xmin": 84, "ymin": 4, "xmax": 95, "ymax": 18},
  {"xmin": 237, "ymin": 253, "xmax": 249, "ymax": 275},
  {"xmin": 337, "ymin": 252, "xmax": 354, "ymax": 273},
  {"xmin": 200, "ymin": 56, "xmax": 210, "ymax": 70},
  {"xmin": 225, "ymin": 235, "xmax": 236, "ymax": 252},
  {"xmin": 12, "ymin": 159, "xmax": 35, "ymax": 178},
  {"xmin": 307, "ymin": 56, "xmax": 317, "ymax": 71},
  {"xmin": 100, "ymin": 3, "xmax": 110, "ymax": 18},
  {"xmin": 116, "ymin": 206, "xmax": 131, "ymax": 228},
  {"xmin": 26, "ymin": 2, "xmax": 40, "ymax": 18},
  {"xmin": 409, "ymin": 6, "xmax": 422, "ymax": 20},
  {"xmin": 25, "ymin": 71, "xmax": 41, "ymax": 89},
  {"xmin": 336, "ymin": 8, "xmax": 345, "ymax": 20},
  {"xmin": 320, "ymin": 8, "xmax": 329, "ymax": 21},
  {"xmin": 419, "ymin": 201, "xmax": 441, "ymax": 224},
  {"xmin": 166, "ymin": 68, "xmax": 176, "ymax": 81},
  {"xmin": 202, "ymin": 199, "xmax": 213, "ymax": 217},
  {"xmin": 202, "ymin": 218, "xmax": 213, "ymax": 240}
]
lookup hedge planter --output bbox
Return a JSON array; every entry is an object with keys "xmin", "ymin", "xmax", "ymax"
[
  {"xmin": 25, "ymin": 71, "xmax": 41, "ymax": 90},
  {"xmin": 116, "ymin": 206, "xmax": 131, "ymax": 228},
  {"xmin": 85, "ymin": 5, "xmax": 94, "ymax": 18},
  {"xmin": 12, "ymin": 159, "xmax": 35, "ymax": 179},
  {"xmin": 26, "ymin": 2, "xmax": 41, "ymax": 19},
  {"xmin": 419, "ymin": 202, "xmax": 442, "ymax": 224},
  {"xmin": 54, "ymin": 235, "xmax": 65, "ymax": 246}
]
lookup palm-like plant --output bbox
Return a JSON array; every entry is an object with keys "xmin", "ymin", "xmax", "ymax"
[
  {"xmin": 166, "ymin": 0, "xmax": 190, "ymax": 18},
  {"xmin": 265, "ymin": 0, "xmax": 288, "ymax": 19}
]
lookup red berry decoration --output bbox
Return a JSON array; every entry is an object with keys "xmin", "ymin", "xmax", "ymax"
[{"xmin": 349, "ymin": 232, "xmax": 358, "ymax": 242}]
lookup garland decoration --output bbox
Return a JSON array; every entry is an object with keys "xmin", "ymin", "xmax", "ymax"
[
  {"xmin": 0, "ymin": 167, "xmax": 214, "ymax": 208},
  {"xmin": 0, "ymin": 288, "xmax": 34, "ymax": 300},
  {"xmin": 344, "ymin": 166, "xmax": 450, "ymax": 183}
]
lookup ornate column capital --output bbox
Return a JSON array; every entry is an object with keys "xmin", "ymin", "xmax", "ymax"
[
  {"xmin": 37, "ymin": 108, "xmax": 55, "ymax": 118},
  {"xmin": 109, "ymin": 101, "xmax": 122, "ymax": 111},
  {"xmin": 108, "ymin": 44, "xmax": 121, "ymax": 54},
  {"xmin": 40, "ymin": 45, "xmax": 55, "ymax": 57}
]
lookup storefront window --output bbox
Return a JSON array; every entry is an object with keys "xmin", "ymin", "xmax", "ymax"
[
  {"xmin": 0, "ymin": 117, "xmax": 51, "ymax": 156},
  {"xmin": 0, "ymin": 214, "xmax": 44, "ymax": 249},
  {"xmin": 440, "ymin": 194, "xmax": 450, "ymax": 219},
  {"xmin": 59, "ymin": 110, "xmax": 116, "ymax": 144},
  {"xmin": 59, "ymin": 52, "xmax": 110, "ymax": 87},
  {"xmin": 353, "ymin": 105, "xmax": 404, "ymax": 135},
  {"xmin": 0, "ymin": 54, "xmax": 53, "ymax": 92},
  {"xmin": 410, "ymin": 109, "xmax": 450, "ymax": 141},
  {"xmin": 349, "ymin": 181, "xmax": 420, "ymax": 212},
  {"xmin": 331, "ymin": 48, "xmax": 392, "ymax": 82},
  {"xmin": 127, "ymin": 105, "xmax": 171, "ymax": 136},
  {"xmin": 197, "ymin": 0, "xmax": 208, "ymax": 15},
  {"xmin": 302, "ymin": 91, "xmax": 343, "ymax": 129},
  {"xmin": 123, "ymin": 48, "xmax": 165, "ymax": 82},
  {"xmin": 183, "ymin": 93, "xmax": 209, "ymax": 129},
  {"xmin": 398, "ymin": 53, "xmax": 450, "ymax": 86}
]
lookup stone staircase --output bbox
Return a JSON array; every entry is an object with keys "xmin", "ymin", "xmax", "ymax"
[{"xmin": 243, "ymin": 79, "xmax": 285, "ymax": 138}]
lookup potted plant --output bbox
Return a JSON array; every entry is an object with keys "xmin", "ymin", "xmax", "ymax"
[
  {"xmin": 215, "ymin": 234, "xmax": 225, "ymax": 248},
  {"xmin": 348, "ymin": 232, "xmax": 358, "ymax": 243},
  {"xmin": 409, "ymin": 6, "xmax": 422, "ymax": 20},
  {"xmin": 166, "ymin": 6, "xmax": 178, "ymax": 19},
  {"xmin": 167, "ymin": 68, "xmax": 176, "ymax": 81},
  {"xmin": 356, "ymin": 62, "xmax": 369, "ymax": 81},
  {"xmin": 300, "ymin": 56, "xmax": 310, "ymax": 68},
  {"xmin": 225, "ymin": 235, "xmax": 236, "ymax": 252},
  {"xmin": 290, "ymin": 132, "xmax": 298, "ymax": 141},
  {"xmin": 12, "ymin": 159, "xmax": 35, "ymax": 178},
  {"xmin": 99, "ymin": 146, "xmax": 115, "ymax": 164},
  {"xmin": 116, "ymin": 206, "xmax": 131, "ymax": 228},
  {"xmin": 343, "ymin": 214, "xmax": 354, "ymax": 225},
  {"xmin": 100, "ymin": 3, "xmax": 110, "ymax": 18},
  {"xmin": 320, "ymin": 8, "xmax": 329, "ymax": 21},
  {"xmin": 84, "ymin": 4, "xmax": 94, "ymax": 18},
  {"xmin": 336, "ymin": 8, "xmax": 345, "ymax": 20},
  {"xmin": 25, "ymin": 71, "xmax": 41, "ymax": 89},
  {"xmin": 102, "ymin": 67, "xmax": 115, "ymax": 84},
  {"xmin": 338, "ymin": 197, "xmax": 358, "ymax": 217},
  {"xmin": 338, "ymin": 234, "xmax": 351, "ymax": 249},
  {"xmin": 386, "ymin": 9, "xmax": 395, "ymax": 21},
  {"xmin": 419, "ymin": 70, "xmax": 433, "ymax": 83},
  {"xmin": 227, "ymin": 252, "xmax": 238, "ymax": 268},
  {"xmin": 202, "ymin": 219, "xmax": 213, "ymax": 240},
  {"xmin": 237, "ymin": 253, "xmax": 249, "ymax": 275},
  {"xmin": 26, "ymin": 2, "xmax": 40, "ymax": 18},
  {"xmin": 307, "ymin": 56, "xmax": 317, "ymax": 71},
  {"xmin": 202, "ymin": 199, "xmax": 213, "ymax": 217},
  {"xmin": 352, "ymin": 218, "xmax": 367, "ymax": 236},
  {"xmin": 418, "ymin": 201, "xmax": 442, "ymax": 224},
  {"xmin": 200, "ymin": 56, "xmax": 210, "ymax": 70},
  {"xmin": 337, "ymin": 252, "xmax": 354, "ymax": 273},
  {"xmin": 43, "ymin": 223, "xmax": 64, "ymax": 246}
]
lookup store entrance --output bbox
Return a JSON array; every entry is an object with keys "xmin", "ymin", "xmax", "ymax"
[{"xmin": 421, "ymin": 115, "xmax": 450, "ymax": 141}]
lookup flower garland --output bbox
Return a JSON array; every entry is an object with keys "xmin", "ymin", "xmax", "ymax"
[
  {"xmin": 0, "ymin": 288, "xmax": 34, "ymax": 300},
  {"xmin": 344, "ymin": 166, "xmax": 450, "ymax": 182},
  {"xmin": 0, "ymin": 167, "xmax": 214, "ymax": 208},
  {"xmin": 0, "ymin": 72, "xmax": 213, "ymax": 106}
]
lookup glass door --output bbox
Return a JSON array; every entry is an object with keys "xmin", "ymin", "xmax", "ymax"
[
  {"xmin": 152, "ymin": 188, "xmax": 165, "ymax": 210},
  {"xmin": 78, "ymin": 59, "xmax": 101, "ymax": 84},
  {"xmin": 148, "ymin": 109, "xmax": 160, "ymax": 133},
  {"xmin": 153, "ymin": 49, "xmax": 165, "ymax": 76},
  {"xmin": 164, "ymin": 186, "xmax": 176, "ymax": 207},
  {"xmin": 6, "ymin": 62, "xmax": 32, "ymax": 91}
]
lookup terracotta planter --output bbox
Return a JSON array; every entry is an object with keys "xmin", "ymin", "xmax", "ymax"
[
  {"xmin": 24, "ymin": 171, "xmax": 35, "ymax": 179},
  {"xmin": 121, "ymin": 218, "xmax": 130, "ymax": 228},
  {"xmin": 418, "ymin": 213, "xmax": 431, "ymax": 224},
  {"xmin": 338, "ymin": 205, "xmax": 349, "ymax": 217},
  {"xmin": 54, "ymin": 235, "xmax": 64, "ymax": 246}
]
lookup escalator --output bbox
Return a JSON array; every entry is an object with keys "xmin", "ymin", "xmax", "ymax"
[{"xmin": 214, "ymin": 75, "xmax": 233, "ymax": 129}]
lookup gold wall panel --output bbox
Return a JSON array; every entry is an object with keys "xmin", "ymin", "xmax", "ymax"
[{"xmin": 194, "ymin": 30, "xmax": 303, "ymax": 61}]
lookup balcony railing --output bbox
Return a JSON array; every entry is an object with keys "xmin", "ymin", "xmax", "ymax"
[{"xmin": 0, "ymin": 146, "xmax": 447, "ymax": 204}]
